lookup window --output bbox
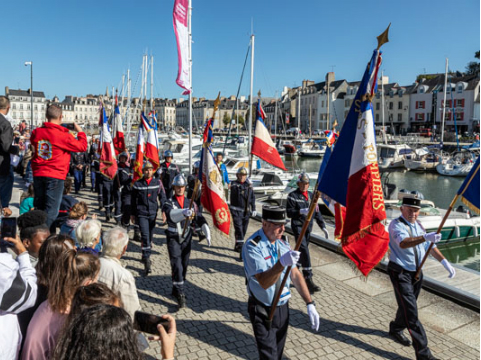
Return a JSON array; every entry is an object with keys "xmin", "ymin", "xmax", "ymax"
[
  {"xmin": 20, "ymin": 104, "xmax": 23, "ymax": 110},
  {"xmin": 415, "ymin": 113, "xmax": 425, "ymax": 121},
  {"xmin": 376, "ymin": 114, "xmax": 379, "ymax": 122},
  {"xmin": 416, "ymin": 101, "xmax": 425, "ymax": 109},
  {"xmin": 456, "ymin": 99, "xmax": 465, "ymax": 107},
  {"xmin": 321, "ymin": 101, "xmax": 324, "ymax": 107},
  {"xmin": 376, "ymin": 103, "xmax": 380, "ymax": 110},
  {"xmin": 398, "ymin": 101, "xmax": 402, "ymax": 110},
  {"xmin": 457, "ymin": 85, "xmax": 463, "ymax": 93},
  {"xmin": 12, "ymin": 104, "xmax": 16, "ymax": 110},
  {"xmin": 455, "ymin": 112, "xmax": 464, "ymax": 121},
  {"xmin": 398, "ymin": 114, "xmax": 402, "ymax": 122},
  {"xmin": 389, "ymin": 102, "xmax": 393, "ymax": 110}
]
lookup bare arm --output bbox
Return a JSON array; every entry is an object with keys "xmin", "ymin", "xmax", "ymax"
[
  {"xmin": 399, "ymin": 236, "xmax": 425, "ymax": 249},
  {"xmin": 430, "ymin": 246, "xmax": 446, "ymax": 262},
  {"xmin": 255, "ymin": 261, "xmax": 285, "ymax": 290},
  {"xmin": 291, "ymin": 267, "xmax": 313, "ymax": 304}
]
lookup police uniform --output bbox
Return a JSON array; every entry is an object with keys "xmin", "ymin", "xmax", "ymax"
[
  {"xmin": 131, "ymin": 171, "xmax": 165, "ymax": 272},
  {"xmin": 158, "ymin": 160, "xmax": 180, "ymax": 199},
  {"xmin": 242, "ymin": 206, "xmax": 304, "ymax": 360},
  {"xmin": 286, "ymin": 187, "xmax": 325, "ymax": 291},
  {"xmin": 162, "ymin": 176, "xmax": 208, "ymax": 308},
  {"xmin": 230, "ymin": 178, "xmax": 256, "ymax": 252},
  {"xmin": 387, "ymin": 198, "xmax": 437, "ymax": 360}
]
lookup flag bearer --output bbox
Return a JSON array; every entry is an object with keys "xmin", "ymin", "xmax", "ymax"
[
  {"xmin": 387, "ymin": 196, "xmax": 455, "ymax": 360},
  {"xmin": 286, "ymin": 172, "xmax": 327, "ymax": 294},
  {"xmin": 131, "ymin": 161, "xmax": 166, "ymax": 275},
  {"xmin": 242, "ymin": 205, "xmax": 320, "ymax": 360},
  {"xmin": 116, "ymin": 152, "xmax": 133, "ymax": 228},
  {"xmin": 158, "ymin": 150, "xmax": 180, "ymax": 199},
  {"xmin": 229, "ymin": 167, "xmax": 256, "ymax": 253},
  {"xmin": 163, "ymin": 174, "xmax": 210, "ymax": 309}
]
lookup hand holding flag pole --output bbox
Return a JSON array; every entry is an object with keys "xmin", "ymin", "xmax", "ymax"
[
  {"xmin": 267, "ymin": 190, "xmax": 322, "ymax": 329},
  {"xmin": 415, "ymin": 157, "xmax": 479, "ymax": 281},
  {"xmin": 181, "ymin": 93, "xmax": 221, "ymax": 238}
]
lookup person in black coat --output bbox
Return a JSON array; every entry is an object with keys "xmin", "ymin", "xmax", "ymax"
[
  {"xmin": 157, "ymin": 150, "xmax": 180, "ymax": 200},
  {"xmin": 0, "ymin": 96, "xmax": 17, "ymax": 214},
  {"xmin": 70, "ymin": 151, "xmax": 89, "ymax": 194},
  {"xmin": 286, "ymin": 172, "xmax": 328, "ymax": 294}
]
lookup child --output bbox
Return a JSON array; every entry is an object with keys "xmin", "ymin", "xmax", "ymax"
[{"xmin": 19, "ymin": 184, "xmax": 35, "ymax": 214}]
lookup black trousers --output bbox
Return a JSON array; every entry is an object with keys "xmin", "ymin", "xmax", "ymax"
[
  {"xmin": 121, "ymin": 194, "xmax": 131, "ymax": 227},
  {"xmin": 166, "ymin": 233, "xmax": 192, "ymax": 294},
  {"xmin": 248, "ymin": 297, "xmax": 289, "ymax": 360},
  {"xmin": 388, "ymin": 262, "xmax": 432, "ymax": 360},
  {"xmin": 293, "ymin": 229, "xmax": 312, "ymax": 280},
  {"xmin": 96, "ymin": 173, "xmax": 103, "ymax": 204},
  {"xmin": 138, "ymin": 215, "xmax": 156, "ymax": 259},
  {"xmin": 102, "ymin": 180, "xmax": 114, "ymax": 215},
  {"xmin": 232, "ymin": 210, "xmax": 250, "ymax": 249},
  {"xmin": 113, "ymin": 188, "xmax": 122, "ymax": 222}
]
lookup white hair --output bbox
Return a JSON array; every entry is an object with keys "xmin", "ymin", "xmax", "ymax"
[
  {"xmin": 75, "ymin": 219, "xmax": 102, "ymax": 248},
  {"xmin": 102, "ymin": 226, "xmax": 129, "ymax": 258}
]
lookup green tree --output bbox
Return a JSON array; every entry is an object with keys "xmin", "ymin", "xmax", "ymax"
[
  {"xmin": 222, "ymin": 113, "xmax": 231, "ymax": 126},
  {"xmin": 466, "ymin": 50, "xmax": 480, "ymax": 75},
  {"xmin": 237, "ymin": 115, "xmax": 245, "ymax": 126}
]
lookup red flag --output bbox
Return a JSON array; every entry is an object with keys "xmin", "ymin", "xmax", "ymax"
[
  {"xmin": 100, "ymin": 108, "xmax": 118, "ymax": 180},
  {"xmin": 141, "ymin": 112, "xmax": 159, "ymax": 172},
  {"xmin": 132, "ymin": 122, "xmax": 145, "ymax": 184},
  {"xmin": 113, "ymin": 105, "xmax": 126, "ymax": 156}
]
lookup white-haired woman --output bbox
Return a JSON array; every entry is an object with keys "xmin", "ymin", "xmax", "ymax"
[
  {"xmin": 97, "ymin": 226, "xmax": 140, "ymax": 318},
  {"xmin": 75, "ymin": 219, "xmax": 102, "ymax": 255}
]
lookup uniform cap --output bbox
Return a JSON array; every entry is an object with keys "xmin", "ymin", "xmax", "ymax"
[
  {"xmin": 237, "ymin": 167, "xmax": 248, "ymax": 175},
  {"xmin": 262, "ymin": 205, "xmax": 287, "ymax": 224},
  {"xmin": 143, "ymin": 161, "xmax": 154, "ymax": 170},
  {"xmin": 164, "ymin": 150, "xmax": 173, "ymax": 158},
  {"xmin": 119, "ymin": 152, "xmax": 128, "ymax": 159},
  {"xmin": 172, "ymin": 174, "xmax": 187, "ymax": 187},
  {"xmin": 401, "ymin": 195, "xmax": 421, "ymax": 209},
  {"xmin": 297, "ymin": 172, "xmax": 310, "ymax": 184}
]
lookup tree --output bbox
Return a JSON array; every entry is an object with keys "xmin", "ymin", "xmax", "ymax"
[
  {"xmin": 237, "ymin": 115, "xmax": 245, "ymax": 126},
  {"xmin": 466, "ymin": 50, "xmax": 480, "ymax": 75},
  {"xmin": 222, "ymin": 113, "xmax": 231, "ymax": 126}
]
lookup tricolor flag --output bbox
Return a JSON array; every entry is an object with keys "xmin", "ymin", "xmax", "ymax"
[
  {"xmin": 173, "ymin": 0, "xmax": 191, "ymax": 95},
  {"xmin": 457, "ymin": 157, "xmax": 480, "ymax": 214},
  {"xmin": 198, "ymin": 118, "xmax": 231, "ymax": 235},
  {"xmin": 324, "ymin": 130, "xmax": 338, "ymax": 147},
  {"xmin": 99, "ymin": 107, "xmax": 118, "ymax": 180},
  {"xmin": 251, "ymin": 100, "xmax": 287, "ymax": 171},
  {"xmin": 318, "ymin": 49, "xmax": 389, "ymax": 276},
  {"xmin": 141, "ymin": 112, "xmax": 160, "ymax": 172},
  {"xmin": 113, "ymin": 104, "xmax": 126, "ymax": 156},
  {"xmin": 132, "ymin": 124, "xmax": 145, "ymax": 184},
  {"xmin": 148, "ymin": 111, "xmax": 159, "ymax": 149}
]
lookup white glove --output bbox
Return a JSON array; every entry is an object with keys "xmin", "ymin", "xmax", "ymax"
[
  {"xmin": 423, "ymin": 232, "xmax": 441, "ymax": 244},
  {"xmin": 183, "ymin": 209, "xmax": 193, "ymax": 218},
  {"xmin": 441, "ymin": 259, "xmax": 456, "ymax": 278},
  {"xmin": 307, "ymin": 303, "xmax": 320, "ymax": 331},
  {"xmin": 251, "ymin": 211, "xmax": 257, "ymax": 217},
  {"xmin": 321, "ymin": 227, "xmax": 329, "ymax": 239},
  {"xmin": 300, "ymin": 208, "xmax": 309, "ymax": 216},
  {"xmin": 279, "ymin": 250, "xmax": 301, "ymax": 267},
  {"xmin": 202, "ymin": 224, "xmax": 211, "ymax": 247}
]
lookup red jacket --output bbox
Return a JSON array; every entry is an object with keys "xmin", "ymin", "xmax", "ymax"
[{"xmin": 31, "ymin": 122, "xmax": 88, "ymax": 180}]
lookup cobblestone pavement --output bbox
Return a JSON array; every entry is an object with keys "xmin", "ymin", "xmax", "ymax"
[{"xmin": 12, "ymin": 179, "xmax": 480, "ymax": 360}]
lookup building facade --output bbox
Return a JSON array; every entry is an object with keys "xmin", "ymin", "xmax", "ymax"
[{"xmin": 5, "ymin": 87, "xmax": 47, "ymax": 127}]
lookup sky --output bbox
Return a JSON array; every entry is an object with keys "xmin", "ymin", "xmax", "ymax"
[{"xmin": 1, "ymin": 0, "xmax": 479, "ymax": 101}]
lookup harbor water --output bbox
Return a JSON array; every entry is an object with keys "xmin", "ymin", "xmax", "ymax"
[{"xmin": 286, "ymin": 156, "xmax": 480, "ymax": 272}]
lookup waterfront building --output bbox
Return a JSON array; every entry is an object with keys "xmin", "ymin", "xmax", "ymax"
[
  {"xmin": 5, "ymin": 87, "xmax": 47, "ymax": 127},
  {"xmin": 154, "ymin": 98, "xmax": 177, "ymax": 131}
]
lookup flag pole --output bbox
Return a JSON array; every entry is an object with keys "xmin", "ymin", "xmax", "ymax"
[
  {"xmin": 188, "ymin": 0, "xmax": 193, "ymax": 175},
  {"xmin": 267, "ymin": 190, "xmax": 321, "ymax": 328},
  {"xmin": 248, "ymin": 31, "xmax": 255, "ymax": 177}
]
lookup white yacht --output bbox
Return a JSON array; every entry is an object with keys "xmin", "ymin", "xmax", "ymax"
[{"xmin": 378, "ymin": 144, "xmax": 413, "ymax": 170}]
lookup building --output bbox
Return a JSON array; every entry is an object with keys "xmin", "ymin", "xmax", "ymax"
[
  {"xmin": 154, "ymin": 98, "xmax": 177, "ymax": 131},
  {"xmin": 5, "ymin": 87, "xmax": 47, "ymax": 127}
]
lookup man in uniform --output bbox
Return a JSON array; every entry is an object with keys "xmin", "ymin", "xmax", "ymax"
[
  {"xmin": 92, "ymin": 153, "xmax": 102, "ymax": 210},
  {"xmin": 387, "ymin": 196, "xmax": 455, "ymax": 360},
  {"xmin": 100, "ymin": 171, "xmax": 115, "ymax": 222},
  {"xmin": 131, "ymin": 161, "xmax": 166, "ymax": 275},
  {"xmin": 230, "ymin": 167, "xmax": 256, "ymax": 253},
  {"xmin": 163, "ymin": 174, "xmax": 210, "ymax": 309},
  {"xmin": 286, "ymin": 172, "xmax": 327, "ymax": 294},
  {"xmin": 158, "ymin": 150, "xmax": 180, "ymax": 200},
  {"xmin": 70, "ymin": 150, "xmax": 89, "ymax": 194},
  {"xmin": 242, "ymin": 205, "xmax": 320, "ymax": 360},
  {"xmin": 115, "ymin": 152, "xmax": 132, "ymax": 227}
]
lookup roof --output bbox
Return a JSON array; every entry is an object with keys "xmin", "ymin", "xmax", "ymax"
[{"xmin": 8, "ymin": 89, "xmax": 45, "ymax": 98}]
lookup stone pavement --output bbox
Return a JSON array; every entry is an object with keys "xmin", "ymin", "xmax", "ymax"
[{"xmin": 10, "ymin": 179, "xmax": 480, "ymax": 360}]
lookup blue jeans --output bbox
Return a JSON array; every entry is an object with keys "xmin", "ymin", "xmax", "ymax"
[
  {"xmin": 90, "ymin": 170, "xmax": 96, "ymax": 190},
  {"xmin": 74, "ymin": 169, "xmax": 84, "ymax": 193},
  {"xmin": 33, "ymin": 177, "xmax": 65, "ymax": 229},
  {"xmin": 0, "ymin": 166, "xmax": 14, "ymax": 208}
]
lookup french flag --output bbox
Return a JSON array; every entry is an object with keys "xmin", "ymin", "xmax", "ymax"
[
  {"xmin": 318, "ymin": 50, "xmax": 389, "ymax": 276},
  {"xmin": 324, "ymin": 130, "xmax": 338, "ymax": 146},
  {"xmin": 141, "ymin": 112, "xmax": 160, "ymax": 172},
  {"xmin": 251, "ymin": 100, "xmax": 286, "ymax": 171},
  {"xmin": 113, "ymin": 104, "xmax": 126, "ymax": 156},
  {"xmin": 199, "ymin": 118, "xmax": 231, "ymax": 236},
  {"xmin": 132, "ymin": 122, "xmax": 145, "ymax": 184},
  {"xmin": 99, "ymin": 107, "xmax": 118, "ymax": 180}
]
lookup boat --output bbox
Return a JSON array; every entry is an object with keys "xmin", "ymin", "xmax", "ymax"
[
  {"xmin": 298, "ymin": 140, "xmax": 326, "ymax": 158},
  {"xmin": 282, "ymin": 141, "xmax": 298, "ymax": 156},
  {"xmin": 378, "ymin": 144, "xmax": 413, "ymax": 170},
  {"xmin": 436, "ymin": 150, "xmax": 477, "ymax": 177},
  {"xmin": 404, "ymin": 147, "xmax": 444, "ymax": 172}
]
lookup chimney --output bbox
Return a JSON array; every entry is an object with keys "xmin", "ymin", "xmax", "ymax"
[
  {"xmin": 325, "ymin": 72, "xmax": 335, "ymax": 84},
  {"xmin": 5, "ymin": 86, "xmax": 9, "ymax": 96}
]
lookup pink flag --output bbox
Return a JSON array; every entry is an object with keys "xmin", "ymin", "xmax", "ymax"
[{"xmin": 173, "ymin": 0, "xmax": 191, "ymax": 95}]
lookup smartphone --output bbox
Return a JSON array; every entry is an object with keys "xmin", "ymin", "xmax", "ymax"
[
  {"xmin": 1, "ymin": 217, "xmax": 17, "ymax": 239},
  {"xmin": 62, "ymin": 123, "xmax": 75, "ymax": 130},
  {"xmin": 133, "ymin": 311, "xmax": 169, "ymax": 335}
]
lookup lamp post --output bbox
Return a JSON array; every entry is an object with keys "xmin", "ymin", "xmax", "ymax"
[{"xmin": 24, "ymin": 61, "xmax": 33, "ymax": 130}]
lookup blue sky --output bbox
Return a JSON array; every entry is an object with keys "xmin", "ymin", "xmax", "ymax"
[{"xmin": 1, "ymin": 0, "xmax": 479, "ymax": 101}]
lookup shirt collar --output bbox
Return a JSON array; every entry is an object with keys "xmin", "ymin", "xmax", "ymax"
[{"xmin": 43, "ymin": 122, "xmax": 69, "ymax": 132}]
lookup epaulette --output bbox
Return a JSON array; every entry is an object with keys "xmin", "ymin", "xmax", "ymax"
[{"xmin": 249, "ymin": 235, "xmax": 262, "ymax": 246}]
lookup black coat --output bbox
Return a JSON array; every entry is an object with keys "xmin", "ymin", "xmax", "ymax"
[
  {"xmin": 286, "ymin": 188, "xmax": 325, "ymax": 235},
  {"xmin": 229, "ymin": 180, "xmax": 256, "ymax": 215},
  {"xmin": 0, "ymin": 114, "xmax": 13, "ymax": 174}
]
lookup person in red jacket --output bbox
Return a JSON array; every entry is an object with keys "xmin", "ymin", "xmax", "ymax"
[{"xmin": 30, "ymin": 104, "xmax": 87, "ymax": 230}]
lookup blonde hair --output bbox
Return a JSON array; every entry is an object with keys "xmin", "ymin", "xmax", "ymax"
[{"xmin": 69, "ymin": 202, "xmax": 89, "ymax": 220}]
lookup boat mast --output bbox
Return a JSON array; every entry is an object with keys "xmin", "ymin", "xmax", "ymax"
[
  {"xmin": 188, "ymin": 0, "xmax": 193, "ymax": 174},
  {"xmin": 274, "ymin": 90, "xmax": 278, "ymax": 138},
  {"xmin": 326, "ymin": 75, "xmax": 330, "ymax": 131},
  {"xmin": 381, "ymin": 70, "xmax": 387, "ymax": 144},
  {"xmin": 150, "ymin": 55, "xmax": 154, "ymax": 112},
  {"xmin": 441, "ymin": 58, "xmax": 448, "ymax": 145},
  {"xmin": 248, "ymin": 32, "xmax": 255, "ymax": 175}
]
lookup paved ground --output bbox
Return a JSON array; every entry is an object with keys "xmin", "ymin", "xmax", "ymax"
[{"xmin": 10, "ymin": 178, "xmax": 480, "ymax": 360}]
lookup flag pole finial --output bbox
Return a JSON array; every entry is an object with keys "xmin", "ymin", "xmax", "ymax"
[
  {"xmin": 377, "ymin": 23, "xmax": 391, "ymax": 50},
  {"xmin": 212, "ymin": 92, "xmax": 221, "ymax": 118},
  {"xmin": 257, "ymin": 90, "xmax": 261, "ymax": 98}
]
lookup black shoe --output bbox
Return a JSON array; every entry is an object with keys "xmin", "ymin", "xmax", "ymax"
[
  {"xmin": 389, "ymin": 330, "xmax": 412, "ymax": 347},
  {"xmin": 305, "ymin": 278, "xmax": 321, "ymax": 294},
  {"xmin": 234, "ymin": 245, "xmax": 242, "ymax": 253},
  {"xmin": 142, "ymin": 258, "xmax": 152, "ymax": 275},
  {"xmin": 106, "ymin": 213, "xmax": 111, "ymax": 222},
  {"xmin": 176, "ymin": 293, "xmax": 186, "ymax": 309},
  {"xmin": 133, "ymin": 231, "xmax": 141, "ymax": 242}
]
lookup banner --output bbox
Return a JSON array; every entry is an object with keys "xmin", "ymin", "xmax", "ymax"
[
  {"xmin": 100, "ymin": 107, "xmax": 118, "ymax": 180},
  {"xmin": 173, "ymin": 0, "xmax": 191, "ymax": 95}
]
